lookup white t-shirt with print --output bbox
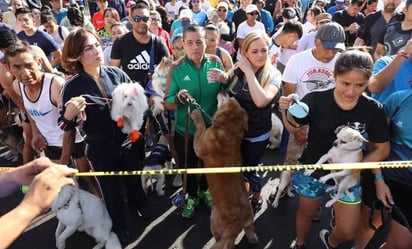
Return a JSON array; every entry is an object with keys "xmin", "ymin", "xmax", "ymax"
[{"xmin": 282, "ymin": 49, "xmax": 340, "ymax": 98}]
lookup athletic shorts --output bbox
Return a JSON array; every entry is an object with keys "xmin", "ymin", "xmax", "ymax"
[
  {"xmin": 45, "ymin": 141, "xmax": 86, "ymax": 160},
  {"xmin": 293, "ymin": 169, "xmax": 362, "ymax": 204}
]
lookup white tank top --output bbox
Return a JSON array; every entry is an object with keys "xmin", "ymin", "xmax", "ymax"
[{"xmin": 19, "ymin": 73, "xmax": 83, "ymax": 146}]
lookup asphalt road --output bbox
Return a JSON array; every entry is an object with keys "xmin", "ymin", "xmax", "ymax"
[{"xmin": 1, "ymin": 147, "xmax": 386, "ymax": 249}]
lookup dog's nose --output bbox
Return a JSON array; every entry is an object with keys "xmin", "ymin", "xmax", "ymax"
[
  {"xmin": 333, "ymin": 141, "xmax": 338, "ymax": 147},
  {"xmin": 127, "ymin": 102, "xmax": 132, "ymax": 106}
]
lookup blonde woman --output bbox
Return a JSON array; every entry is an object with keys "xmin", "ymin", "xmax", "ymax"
[{"xmin": 228, "ymin": 30, "xmax": 281, "ymax": 213}]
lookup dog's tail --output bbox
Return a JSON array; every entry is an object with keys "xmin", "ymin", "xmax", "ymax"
[{"xmin": 106, "ymin": 232, "xmax": 122, "ymax": 249}]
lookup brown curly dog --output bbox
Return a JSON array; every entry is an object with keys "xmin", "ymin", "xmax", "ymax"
[{"xmin": 191, "ymin": 92, "xmax": 258, "ymax": 249}]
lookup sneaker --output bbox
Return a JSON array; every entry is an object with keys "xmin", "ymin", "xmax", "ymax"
[
  {"xmin": 181, "ymin": 196, "xmax": 199, "ymax": 219},
  {"xmin": 289, "ymin": 238, "xmax": 306, "ymax": 249},
  {"xmin": 198, "ymin": 189, "xmax": 212, "ymax": 209},
  {"xmin": 250, "ymin": 197, "xmax": 263, "ymax": 214},
  {"xmin": 319, "ymin": 229, "xmax": 337, "ymax": 249}
]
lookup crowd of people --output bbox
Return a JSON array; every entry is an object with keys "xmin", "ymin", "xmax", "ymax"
[{"xmin": 0, "ymin": 0, "xmax": 411, "ymax": 248}]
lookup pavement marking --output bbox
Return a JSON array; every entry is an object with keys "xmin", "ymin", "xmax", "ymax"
[{"xmin": 125, "ymin": 206, "xmax": 178, "ymax": 249}]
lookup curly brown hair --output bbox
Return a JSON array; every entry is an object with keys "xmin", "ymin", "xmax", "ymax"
[{"xmin": 61, "ymin": 28, "xmax": 101, "ymax": 73}]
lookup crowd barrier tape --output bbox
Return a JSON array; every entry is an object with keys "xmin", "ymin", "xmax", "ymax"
[{"xmin": 0, "ymin": 160, "xmax": 411, "ymax": 176}]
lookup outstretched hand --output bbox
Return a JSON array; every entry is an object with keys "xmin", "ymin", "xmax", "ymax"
[{"xmin": 21, "ymin": 160, "xmax": 77, "ymax": 215}]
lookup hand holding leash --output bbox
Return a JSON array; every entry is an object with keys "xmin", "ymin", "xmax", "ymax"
[{"xmin": 177, "ymin": 89, "xmax": 195, "ymax": 104}]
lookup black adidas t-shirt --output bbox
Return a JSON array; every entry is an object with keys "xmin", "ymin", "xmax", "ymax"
[
  {"xmin": 295, "ymin": 89, "xmax": 390, "ymax": 176},
  {"xmin": 111, "ymin": 32, "xmax": 169, "ymax": 87}
]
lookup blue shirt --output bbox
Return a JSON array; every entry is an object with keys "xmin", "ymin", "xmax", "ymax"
[
  {"xmin": 51, "ymin": 8, "xmax": 68, "ymax": 24},
  {"xmin": 372, "ymin": 56, "xmax": 412, "ymax": 103},
  {"xmin": 259, "ymin": 8, "xmax": 274, "ymax": 34}
]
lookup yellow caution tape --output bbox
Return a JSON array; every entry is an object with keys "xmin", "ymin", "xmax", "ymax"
[{"xmin": 1, "ymin": 161, "xmax": 410, "ymax": 176}]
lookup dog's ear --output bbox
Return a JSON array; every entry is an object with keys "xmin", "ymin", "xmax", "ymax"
[{"xmin": 334, "ymin": 125, "xmax": 346, "ymax": 134}]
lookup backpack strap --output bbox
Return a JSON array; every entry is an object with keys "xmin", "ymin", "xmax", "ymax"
[{"xmin": 58, "ymin": 26, "xmax": 64, "ymax": 41}]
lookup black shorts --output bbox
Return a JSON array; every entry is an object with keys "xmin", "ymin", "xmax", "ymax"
[
  {"xmin": 386, "ymin": 180, "xmax": 412, "ymax": 229},
  {"xmin": 44, "ymin": 141, "xmax": 86, "ymax": 160}
]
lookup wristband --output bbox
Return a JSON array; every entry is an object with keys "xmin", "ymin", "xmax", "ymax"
[
  {"xmin": 397, "ymin": 50, "xmax": 408, "ymax": 59},
  {"xmin": 374, "ymin": 173, "xmax": 384, "ymax": 181}
]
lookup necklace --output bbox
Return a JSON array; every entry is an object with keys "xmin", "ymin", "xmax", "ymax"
[{"xmin": 333, "ymin": 90, "xmax": 358, "ymax": 110}]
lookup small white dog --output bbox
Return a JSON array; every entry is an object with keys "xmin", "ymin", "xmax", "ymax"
[
  {"xmin": 271, "ymin": 170, "xmax": 294, "ymax": 208},
  {"xmin": 111, "ymin": 83, "xmax": 148, "ymax": 142},
  {"xmin": 141, "ymin": 135, "xmax": 172, "ymax": 196},
  {"xmin": 305, "ymin": 125, "xmax": 366, "ymax": 207},
  {"xmin": 52, "ymin": 184, "xmax": 121, "ymax": 249},
  {"xmin": 268, "ymin": 113, "xmax": 284, "ymax": 149}
]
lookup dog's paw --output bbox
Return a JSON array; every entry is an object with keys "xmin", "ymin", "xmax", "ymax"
[
  {"xmin": 190, "ymin": 109, "xmax": 201, "ymax": 120},
  {"xmin": 117, "ymin": 118, "xmax": 124, "ymax": 128},
  {"xmin": 304, "ymin": 170, "xmax": 315, "ymax": 176},
  {"xmin": 318, "ymin": 176, "xmax": 327, "ymax": 183},
  {"xmin": 128, "ymin": 130, "xmax": 141, "ymax": 142}
]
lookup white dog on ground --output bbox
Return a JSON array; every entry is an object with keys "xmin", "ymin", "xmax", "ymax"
[
  {"xmin": 111, "ymin": 83, "xmax": 148, "ymax": 142},
  {"xmin": 52, "ymin": 184, "xmax": 121, "ymax": 249},
  {"xmin": 305, "ymin": 125, "xmax": 366, "ymax": 207},
  {"xmin": 270, "ymin": 170, "xmax": 294, "ymax": 208},
  {"xmin": 268, "ymin": 113, "xmax": 283, "ymax": 149}
]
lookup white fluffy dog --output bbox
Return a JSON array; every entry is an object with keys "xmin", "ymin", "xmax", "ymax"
[
  {"xmin": 268, "ymin": 113, "xmax": 283, "ymax": 149},
  {"xmin": 271, "ymin": 170, "xmax": 294, "ymax": 208},
  {"xmin": 305, "ymin": 125, "xmax": 366, "ymax": 207},
  {"xmin": 52, "ymin": 184, "xmax": 121, "ymax": 249},
  {"xmin": 141, "ymin": 135, "xmax": 172, "ymax": 196},
  {"xmin": 111, "ymin": 83, "xmax": 148, "ymax": 142}
]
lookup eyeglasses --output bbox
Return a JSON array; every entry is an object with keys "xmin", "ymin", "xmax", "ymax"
[
  {"xmin": 132, "ymin": 15, "xmax": 149, "ymax": 23},
  {"xmin": 248, "ymin": 11, "xmax": 259, "ymax": 16},
  {"xmin": 151, "ymin": 17, "xmax": 159, "ymax": 22},
  {"xmin": 173, "ymin": 46, "xmax": 184, "ymax": 50},
  {"xmin": 217, "ymin": 8, "xmax": 227, "ymax": 12}
]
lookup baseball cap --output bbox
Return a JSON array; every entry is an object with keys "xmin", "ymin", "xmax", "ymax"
[
  {"xmin": 316, "ymin": 13, "xmax": 332, "ymax": 23},
  {"xmin": 245, "ymin": 4, "xmax": 258, "ymax": 14},
  {"xmin": 179, "ymin": 8, "xmax": 193, "ymax": 19},
  {"xmin": 282, "ymin": 7, "xmax": 297, "ymax": 20},
  {"xmin": 316, "ymin": 22, "xmax": 345, "ymax": 51},
  {"xmin": 216, "ymin": 1, "xmax": 228, "ymax": 10},
  {"xmin": 335, "ymin": 0, "xmax": 345, "ymax": 4}
]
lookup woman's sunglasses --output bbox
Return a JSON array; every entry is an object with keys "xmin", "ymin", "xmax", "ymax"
[{"xmin": 132, "ymin": 15, "xmax": 149, "ymax": 23}]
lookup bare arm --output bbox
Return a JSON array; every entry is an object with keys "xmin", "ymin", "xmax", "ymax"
[
  {"xmin": 373, "ymin": 43, "xmax": 385, "ymax": 61},
  {"xmin": 283, "ymin": 82, "xmax": 297, "ymax": 97},
  {"xmin": 368, "ymin": 54, "xmax": 406, "ymax": 93},
  {"xmin": 110, "ymin": 59, "xmax": 121, "ymax": 67},
  {"xmin": 353, "ymin": 37, "xmax": 365, "ymax": 47},
  {"xmin": 0, "ymin": 158, "xmax": 77, "ymax": 248},
  {"xmin": 363, "ymin": 141, "xmax": 392, "ymax": 208}
]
